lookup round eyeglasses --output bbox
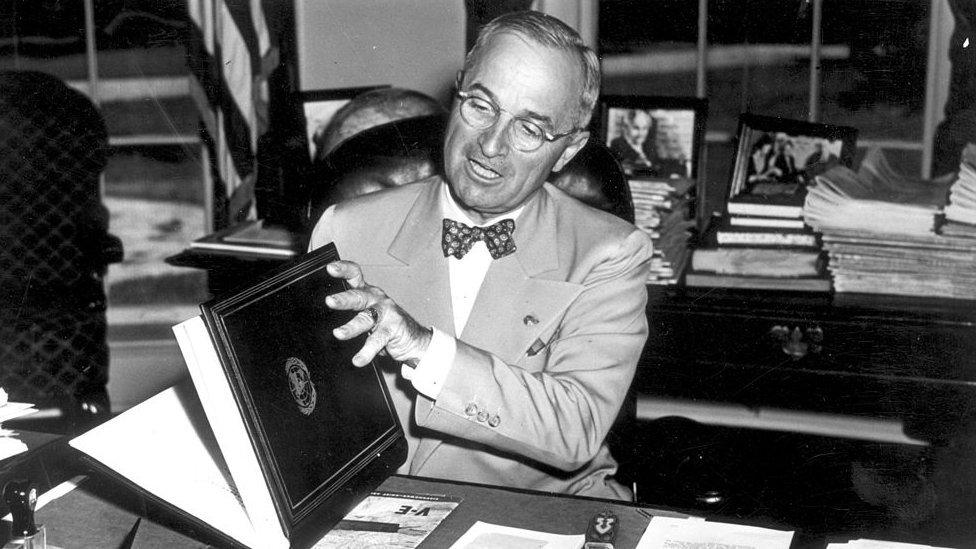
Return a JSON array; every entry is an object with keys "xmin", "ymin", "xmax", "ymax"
[{"xmin": 455, "ymin": 90, "xmax": 578, "ymax": 152}]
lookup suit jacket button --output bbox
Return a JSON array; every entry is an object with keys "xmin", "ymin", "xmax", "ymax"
[
  {"xmin": 476, "ymin": 410, "xmax": 489, "ymax": 423},
  {"xmin": 488, "ymin": 415, "xmax": 501, "ymax": 428},
  {"xmin": 465, "ymin": 403, "xmax": 478, "ymax": 416}
]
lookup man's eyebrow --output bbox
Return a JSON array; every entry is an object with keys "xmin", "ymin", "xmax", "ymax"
[{"xmin": 466, "ymin": 83, "xmax": 555, "ymax": 128}]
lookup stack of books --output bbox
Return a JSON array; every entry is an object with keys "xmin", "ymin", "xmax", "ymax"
[
  {"xmin": 684, "ymin": 213, "xmax": 827, "ymax": 292},
  {"xmin": 804, "ymin": 150, "xmax": 976, "ymax": 300},
  {"xmin": 628, "ymin": 177, "xmax": 697, "ymax": 284},
  {"xmin": 686, "ymin": 178, "xmax": 827, "ymax": 292}
]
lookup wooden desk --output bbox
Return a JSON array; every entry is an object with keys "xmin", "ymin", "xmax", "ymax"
[
  {"xmin": 637, "ymin": 286, "xmax": 976, "ymax": 430},
  {"xmin": 0, "ymin": 431, "xmax": 64, "ymax": 513},
  {"xmin": 626, "ymin": 285, "xmax": 976, "ymax": 545},
  {"xmin": 18, "ymin": 469, "xmax": 824, "ymax": 549},
  {"xmin": 164, "ymin": 250, "xmax": 976, "ymax": 545}
]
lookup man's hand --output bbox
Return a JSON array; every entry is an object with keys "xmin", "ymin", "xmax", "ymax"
[{"xmin": 325, "ymin": 261, "xmax": 432, "ymax": 368}]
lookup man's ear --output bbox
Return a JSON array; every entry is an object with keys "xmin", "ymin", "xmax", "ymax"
[{"xmin": 552, "ymin": 130, "xmax": 589, "ymax": 172}]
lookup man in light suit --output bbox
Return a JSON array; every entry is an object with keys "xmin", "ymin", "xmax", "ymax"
[{"xmin": 309, "ymin": 11, "xmax": 653, "ymax": 500}]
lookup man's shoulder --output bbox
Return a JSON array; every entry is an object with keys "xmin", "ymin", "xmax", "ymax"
[
  {"xmin": 544, "ymin": 183, "xmax": 638, "ymax": 239},
  {"xmin": 332, "ymin": 175, "xmax": 439, "ymax": 220},
  {"xmin": 543, "ymin": 183, "xmax": 651, "ymax": 263},
  {"xmin": 539, "ymin": 185, "xmax": 652, "ymax": 283}
]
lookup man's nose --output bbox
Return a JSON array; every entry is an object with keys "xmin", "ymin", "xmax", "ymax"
[{"xmin": 478, "ymin": 119, "xmax": 510, "ymax": 157}]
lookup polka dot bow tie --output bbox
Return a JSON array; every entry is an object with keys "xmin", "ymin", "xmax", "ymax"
[{"xmin": 441, "ymin": 218, "xmax": 517, "ymax": 260}]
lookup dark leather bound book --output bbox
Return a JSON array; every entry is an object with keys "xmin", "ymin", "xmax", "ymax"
[{"xmin": 70, "ymin": 243, "xmax": 406, "ymax": 548}]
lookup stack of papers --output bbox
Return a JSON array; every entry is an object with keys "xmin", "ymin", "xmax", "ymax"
[
  {"xmin": 944, "ymin": 144, "xmax": 976, "ymax": 226},
  {"xmin": 821, "ymin": 229, "xmax": 976, "ymax": 299},
  {"xmin": 628, "ymin": 177, "xmax": 697, "ymax": 284},
  {"xmin": 805, "ymin": 149, "xmax": 952, "ymax": 236},
  {"xmin": 802, "ymin": 149, "xmax": 976, "ymax": 299}
]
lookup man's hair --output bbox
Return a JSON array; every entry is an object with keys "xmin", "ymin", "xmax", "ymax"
[{"xmin": 463, "ymin": 10, "xmax": 601, "ymax": 128}]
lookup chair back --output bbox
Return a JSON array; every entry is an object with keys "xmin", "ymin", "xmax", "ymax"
[
  {"xmin": 306, "ymin": 114, "xmax": 634, "ymax": 227},
  {"xmin": 0, "ymin": 71, "xmax": 121, "ymax": 420}
]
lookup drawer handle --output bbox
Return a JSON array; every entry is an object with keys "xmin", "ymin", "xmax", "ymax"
[{"xmin": 769, "ymin": 325, "xmax": 823, "ymax": 359}]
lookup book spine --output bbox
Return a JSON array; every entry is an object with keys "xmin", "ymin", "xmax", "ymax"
[
  {"xmin": 729, "ymin": 216, "xmax": 806, "ymax": 229},
  {"xmin": 726, "ymin": 202, "xmax": 803, "ymax": 219},
  {"xmin": 716, "ymin": 231, "xmax": 817, "ymax": 247}
]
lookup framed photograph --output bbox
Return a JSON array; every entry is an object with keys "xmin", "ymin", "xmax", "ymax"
[
  {"xmin": 598, "ymin": 95, "xmax": 708, "ymax": 180},
  {"xmin": 299, "ymin": 86, "xmax": 388, "ymax": 161},
  {"xmin": 728, "ymin": 114, "xmax": 858, "ymax": 199}
]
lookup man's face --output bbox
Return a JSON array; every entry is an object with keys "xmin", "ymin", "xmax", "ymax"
[
  {"xmin": 625, "ymin": 112, "xmax": 651, "ymax": 146},
  {"xmin": 443, "ymin": 32, "xmax": 589, "ymax": 222}
]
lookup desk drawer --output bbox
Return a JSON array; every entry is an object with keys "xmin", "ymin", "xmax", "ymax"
[{"xmin": 646, "ymin": 308, "xmax": 976, "ymax": 382}]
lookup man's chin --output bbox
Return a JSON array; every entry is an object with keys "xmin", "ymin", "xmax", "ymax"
[{"xmin": 450, "ymin": 186, "xmax": 509, "ymax": 218}]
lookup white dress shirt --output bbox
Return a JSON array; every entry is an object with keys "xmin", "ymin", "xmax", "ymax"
[{"xmin": 402, "ymin": 183, "xmax": 522, "ymax": 398}]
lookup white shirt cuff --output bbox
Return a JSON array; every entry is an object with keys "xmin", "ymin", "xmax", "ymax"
[{"xmin": 402, "ymin": 327, "xmax": 456, "ymax": 399}]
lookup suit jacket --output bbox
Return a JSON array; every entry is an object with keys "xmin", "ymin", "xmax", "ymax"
[{"xmin": 309, "ymin": 175, "xmax": 653, "ymax": 500}]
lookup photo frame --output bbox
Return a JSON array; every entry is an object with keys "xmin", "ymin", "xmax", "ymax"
[
  {"xmin": 728, "ymin": 114, "xmax": 858, "ymax": 200},
  {"xmin": 299, "ymin": 86, "xmax": 389, "ymax": 162},
  {"xmin": 598, "ymin": 95, "xmax": 708, "ymax": 181},
  {"xmin": 598, "ymin": 95, "xmax": 708, "ymax": 231}
]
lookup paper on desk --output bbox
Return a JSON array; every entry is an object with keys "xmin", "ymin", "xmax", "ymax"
[
  {"xmin": 0, "ymin": 435, "xmax": 27, "ymax": 461},
  {"xmin": 313, "ymin": 491, "xmax": 462, "ymax": 548},
  {"xmin": 448, "ymin": 521, "xmax": 584, "ymax": 549},
  {"xmin": 637, "ymin": 516, "xmax": 793, "ymax": 549},
  {"xmin": 0, "ymin": 401, "xmax": 38, "ymax": 424},
  {"xmin": 827, "ymin": 540, "xmax": 956, "ymax": 549}
]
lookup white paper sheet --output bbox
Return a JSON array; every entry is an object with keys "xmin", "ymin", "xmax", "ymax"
[
  {"xmin": 448, "ymin": 521, "xmax": 583, "ymax": 549},
  {"xmin": 637, "ymin": 516, "xmax": 793, "ymax": 549},
  {"xmin": 827, "ymin": 540, "xmax": 955, "ymax": 549}
]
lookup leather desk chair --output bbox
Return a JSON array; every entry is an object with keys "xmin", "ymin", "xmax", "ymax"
[
  {"xmin": 0, "ymin": 71, "xmax": 122, "ymax": 433},
  {"xmin": 305, "ymin": 113, "xmax": 635, "ymax": 228}
]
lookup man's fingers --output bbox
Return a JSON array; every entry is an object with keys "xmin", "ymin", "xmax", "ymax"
[
  {"xmin": 352, "ymin": 330, "xmax": 388, "ymax": 367},
  {"xmin": 326, "ymin": 260, "xmax": 366, "ymax": 287},
  {"xmin": 332, "ymin": 309, "xmax": 376, "ymax": 340},
  {"xmin": 325, "ymin": 288, "xmax": 373, "ymax": 311}
]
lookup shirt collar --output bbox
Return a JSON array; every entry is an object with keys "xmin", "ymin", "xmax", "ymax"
[{"xmin": 440, "ymin": 181, "xmax": 524, "ymax": 227}]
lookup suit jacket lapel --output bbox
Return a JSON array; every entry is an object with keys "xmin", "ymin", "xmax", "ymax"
[
  {"xmin": 461, "ymin": 187, "xmax": 583, "ymax": 364},
  {"xmin": 374, "ymin": 179, "xmax": 455, "ymax": 334}
]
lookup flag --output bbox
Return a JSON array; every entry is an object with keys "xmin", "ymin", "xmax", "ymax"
[{"xmin": 187, "ymin": 0, "xmax": 279, "ymax": 227}]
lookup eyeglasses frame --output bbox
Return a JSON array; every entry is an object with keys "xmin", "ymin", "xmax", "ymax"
[{"xmin": 453, "ymin": 72, "xmax": 579, "ymax": 152}]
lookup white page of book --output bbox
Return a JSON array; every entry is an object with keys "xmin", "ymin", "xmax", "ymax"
[
  {"xmin": 68, "ymin": 384, "xmax": 263, "ymax": 548},
  {"xmin": 637, "ymin": 516, "xmax": 793, "ymax": 549},
  {"xmin": 173, "ymin": 316, "xmax": 288, "ymax": 549}
]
